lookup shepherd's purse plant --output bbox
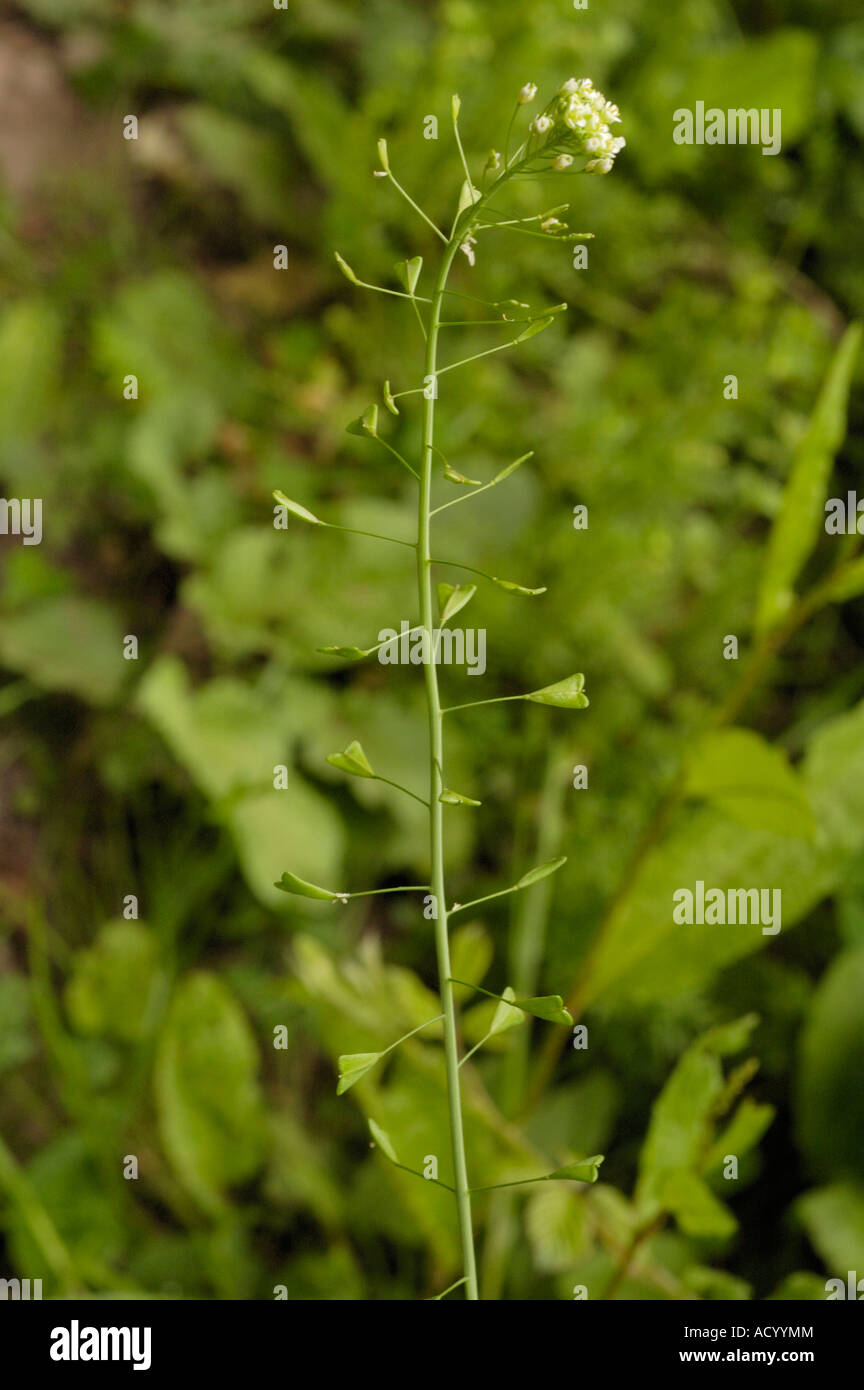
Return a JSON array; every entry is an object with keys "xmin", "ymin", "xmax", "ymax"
[{"xmin": 273, "ymin": 78, "xmax": 625, "ymax": 1300}]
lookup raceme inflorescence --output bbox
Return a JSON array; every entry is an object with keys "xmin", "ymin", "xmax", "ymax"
[{"xmin": 273, "ymin": 78, "xmax": 623, "ymax": 1301}]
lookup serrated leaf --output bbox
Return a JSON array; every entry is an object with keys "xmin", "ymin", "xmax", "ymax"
[
  {"xmin": 515, "ymin": 315, "xmax": 555, "ymax": 343},
  {"xmin": 368, "ymin": 1117, "xmax": 398, "ymax": 1163},
  {"xmin": 547, "ymin": 1154, "xmax": 605, "ymax": 1183},
  {"xmin": 333, "ymin": 251, "xmax": 360, "ymax": 285},
  {"xmin": 516, "ymin": 856, "xmax": 567, "ymax": 889},
  {"xmin": 345, "ymin": 403, "xmax": 379, "ymax": 437},
  {"xmin": 396, "ymin": 256, "xmax": 423, "ymax": 294},
  {"xmin": 274, "ymin": 870, "xmax": 343, "ymax": 901},
  {"xmin": 491, "ymin": 451, "xmax": 533, "ymax": 485},
  {"xmin": 489, "ymin": 985, "xmax": 526, "ymax": 1037},
  {"xmin": 440, "ymin": 788, "xmax": 482, "ymax": 806},
  {"xmin": 527, "ymin": 673, "xmax": 588, "ymax": 708},
  {"xmin": 517, "ymin": 994, "xmax": 573, "ymax": 1025},
  {"xmin": 325, "ymin": 739, "xmax": 376, "ymax": 779},
  {"xmin": 444, "ymin": 461, "xmax": 482, "ymax": 486},
  {"xmin": 438, "ymin": 583, "xmax": 477, "ymax": 625},
  {"xmin": 492, "ymin": 576, "xmax": 546, "ymax": 596},
  {"xmin": 336, "ymin": 1051, "xmax": 382, "ymax": 1095},
  {"xmin": 272, "ymin": 490, "xmax": 321, "ymax": 525}
]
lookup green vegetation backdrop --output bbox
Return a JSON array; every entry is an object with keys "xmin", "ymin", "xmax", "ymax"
[{"xmin": 1, "ymin": 0, "xmax": 863, "ymax": 1300}]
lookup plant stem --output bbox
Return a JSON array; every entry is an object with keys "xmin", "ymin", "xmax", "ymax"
[{"xmin": 418, "ymin": 225, "xmax": 480, "ymax": 1301}]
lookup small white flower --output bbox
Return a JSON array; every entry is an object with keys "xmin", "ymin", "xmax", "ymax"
[
  {"xmin": 604, "ymin": 102, "xmax": 621, "ymax": 123},
  {"xmin": 460, "ymin": 235, "xmax": 477, "ymax": 265},
  {"xmin": 553, "ymin": 153, "xmax": 574, "ymax": 170},
  {"xmin": 585, "ymin": 137, "xmax": 601, "ymax": 152},
  {"xmin": 540, "ymin": 216, "xmax": 565, "ymax": 231},
  {"xmin": 585, "ymin": 156, "xmax": 613, "ymax": 174},
  {"xmin": 530, "ymin": 114, "xmax": 553, "ymax": 134},
  {"xmin": 561, "ymin": 78, "xmax": 579, "ymax": 94},
  {"xmin": 611, "ymin": 136, "xmax": 626, "ymax": 153},
  {"xmin": 518, "ymin": 82, "xmax": 538, "ymax": 104}
]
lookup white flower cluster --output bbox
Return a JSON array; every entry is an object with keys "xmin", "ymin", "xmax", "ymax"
[{"xmin": 521, "ymin": 77, "xmax": 625, "ymax": 175}]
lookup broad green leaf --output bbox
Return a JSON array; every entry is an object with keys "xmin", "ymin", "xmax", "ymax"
[
  {"xmin": 0, "ymin": 596, "xmax": 126, "ymax": 706},
  {"xmin": 135, "ymin": 659, "xmax": 343, "ymax": 910},
  {"xmin": 333, "ymin": 251, "xmax": 360, "ymax": 284},
  {"xmin": 797, "ymin": 946, "xmax": 864, "ymax": 1181},
  {"xmin": 345, "ymin": 403, "xmax": 379, "ymax": 437},
  {"xmin": 516, "ymin": 856, "xmax": 567, "ymax": 889},
  {"xmin": 706, "ymin": 1098, "xmax": 775, "ymax": 1170},
  {"xmin": 796, "ymin": 1183, "xmax": 864, "ymax": 1275},
  {"xmin": 396, "ymin": 256, "xmax": 422, "ymax": 294},
  {"xmin": 547, "ymin": 1155, "xmax": 604, "ymax": 1183},
  {"xmin": 336, "ymin": 1052, "xmax": 382, "ymax": 1095},
  {"xmin": 517, "ymin": 994, "xmax": 573, "ymax": 1025},
  {"xmin": 526, "ymin": 1184, "xmax": 589, "ymax": 1272},
  {"xmin": 155, "ymin": 973, "xmax": 265, "ymax": 1215},
  {"xmin": 492, "ymin": 576, "xmax": 547, "ymax": 595},
  {"xmin": 272, "ymin": 491, "xmax": 321, "ymax": 525},
  {"xmin": 659, "ymin": 1170, "xmax": 737, "ymax": 1239},
  {"xmin": 636, "ymin": 1019, "xmax": 755, "ymax": 1225},
  {"xmin": 756, "ymin": 322, "xmax": 862, "ymax": 634},
  {"xmin": 580, "ymin": 697, "xmax": 864, "ymax": 1010},
  {"xmin": 440, "ymin": 788, "xmax": 482, "ymax": 806},
  {"xmin": 65, "ymin": 921, "xmax": 158, "ymax": 1043},
  {"xmin": 368, "ymin": 1118, "xmax": 398, "ymax": 1163},
  {"xmin": 325, "ymin": 740, "xmax": 376, "ymax": 779},
  {"xmin": 768, "ymin": 1272, "xmax": 833, "ymax": 1301},
  {"xmin": 450, "ymin": 923, "xmax": 493, "ymax": 989},
  {"xmin": 526, "ymin": 673, "xmax": 588, "ymax": 709},
  {"xmin": 515, "ymin": 316, "xmax": 555, "ymax": 343},
  {"xmin": 438, "ymin": 583, "xmax": 477, "ymax": 625},
  {"xmin": 488, "ymin": 985, "xmax": 525, "ymax": 1037},
  {"xmin": 274, "ymin": 870, "xmax": 344, "ymax": 901},
  {"xmin": 683, "ymin": 728, "xmax": 815, "ymax": 839}
]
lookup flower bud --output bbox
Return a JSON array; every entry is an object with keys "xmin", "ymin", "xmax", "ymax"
[{"xmin": 518, "ymin": 82, "xmax": 538, "ymax": 104}]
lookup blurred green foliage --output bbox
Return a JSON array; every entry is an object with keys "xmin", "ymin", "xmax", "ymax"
[{"xmin": 1, "ymin": 0, "xmax": 864, "ymax": 1300}]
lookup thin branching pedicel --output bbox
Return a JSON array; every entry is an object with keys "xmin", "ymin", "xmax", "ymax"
[{"xmin": 273, "ymin": 78, "xmax": 624, "ymax": 1301}]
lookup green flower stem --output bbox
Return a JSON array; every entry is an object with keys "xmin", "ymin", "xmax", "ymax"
[
  {"xmin": 373, "ymin": 774, "xmax": 430, "ymax": 807},
  {"xmin": 442, "ymin": 693, "xmax": 525, "ymax": 715},
  {"xmin": 321, "ymin": 521, "xmax": 416, "ymax": 549},
  {"xmin": 418, "ymin": 216, "xmax": 482, "ymax": 1302}
]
